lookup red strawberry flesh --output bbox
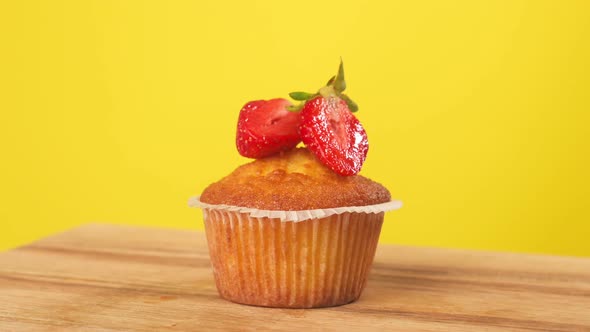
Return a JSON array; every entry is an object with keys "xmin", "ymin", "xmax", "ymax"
[
  {"xmin": 236, "ymin": 98, "xmax": 301, "ymax": 158},
  {"xmin": 300, "ymin": 96, "xmax": 368, "ymax": 176}
]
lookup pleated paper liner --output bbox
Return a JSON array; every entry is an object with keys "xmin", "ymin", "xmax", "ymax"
[
  {"xmin": 189, "ymin": 196, "xmax": 402, "ymax": 308},
  {"xmin": 188, "ymin": 196, "xmax": 402, "ymax": 222}
]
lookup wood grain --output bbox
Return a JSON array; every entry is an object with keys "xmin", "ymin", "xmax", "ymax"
[{"xmin": 0, "ymin": 224, "xmax": 589, "ymax": 331}]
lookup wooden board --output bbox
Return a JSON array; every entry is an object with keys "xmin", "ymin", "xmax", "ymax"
[{"xmin": 0, "ymin": 224, "xmax": 589, "ymax": 331}]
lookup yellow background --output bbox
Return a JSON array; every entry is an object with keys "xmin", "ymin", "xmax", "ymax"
[{"xmin": 1, "ymin": 1, "xmax": 589, "ymax": 256}]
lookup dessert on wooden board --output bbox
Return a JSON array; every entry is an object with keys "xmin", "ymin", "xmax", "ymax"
[{"xmin": 191, "ymin": 61, "xmax": 402, "ymax": 308}]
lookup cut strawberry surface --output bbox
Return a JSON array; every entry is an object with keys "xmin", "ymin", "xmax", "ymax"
[
  {"xmin": 236, "ymin": 98, "xmax": 302, "ymax": 158},
  {"xmin": 300, "ymin": 96, "xmax": 368, "ymax": 176}
]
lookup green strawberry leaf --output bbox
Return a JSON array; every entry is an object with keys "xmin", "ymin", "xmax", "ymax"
[
  {"xmin": 286, "ymin": 103, "xmax": 304, "ymax": 112},
  {"xmin": 340, "ymin": 94, "xmax": 358, "ymax": 112},
  {"xmin": 334, "ymin": 59, "xmax": 346, "ymax": 93},
  {"xmin": 326, "ymin": 75, "xmax": 336, "ymax": 86},
  {"xmin": 289, "ymin": 91, "xmax": 315, "ymax": 101}
]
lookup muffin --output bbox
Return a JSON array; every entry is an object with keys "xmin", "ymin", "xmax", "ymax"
[
  {"xmin": 190, "ymin": 60, "xmax": 401, "ymax": 308},
  {"xmin": 195, "ymin": 148, "xmax": 396, "ymax": 308}
]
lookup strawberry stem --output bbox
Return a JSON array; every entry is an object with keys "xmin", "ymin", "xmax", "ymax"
[{"xmin": 287, "ymin": 59, "xmax": 359, "ymax": 112}]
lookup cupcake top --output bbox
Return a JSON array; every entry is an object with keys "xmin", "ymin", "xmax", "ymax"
[
  {"xmin": 200, "ymin": 148, "xmax": 390, "ymax": 210},
  {"xmin": 199, "ymin": 60, "xmax": 395, "ymax": 212}
]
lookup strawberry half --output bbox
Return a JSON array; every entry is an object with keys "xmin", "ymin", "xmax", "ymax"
[
  {"xmin": 236, "ymin": 98, "xmax": 302, "ymax": 158},
  {"xmin": 290, "ymin": 59, "xmax": 367, "ymax": 175},
  {"xmin": 300, "ymin": 96, "xmax": 368, "ymax": 176}
]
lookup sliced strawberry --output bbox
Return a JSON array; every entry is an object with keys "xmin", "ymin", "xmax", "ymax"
[
  {"xmin": 300, "ymin": 96, "xmax": 368, "ymax": 176},
  {"xmin": 236, "ymin": 98, "xmax": 301, "ymax": 158}
]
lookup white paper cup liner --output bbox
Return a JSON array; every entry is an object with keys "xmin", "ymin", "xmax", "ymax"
[
  {"xmin": 202, "ymin": 208, "xmax": 386, "ymax": 308},
  {"xmin": 190, "ymin": 196, "xmax": 402, "ymax": 308},
  {"xmin": 188, "ymin": 196, "xmax": 402, "ymax": 222}
]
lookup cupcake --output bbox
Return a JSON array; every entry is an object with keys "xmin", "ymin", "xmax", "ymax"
[{"xmin": 190, "ymin": 61, "xmax": 401, "ymax": 308}]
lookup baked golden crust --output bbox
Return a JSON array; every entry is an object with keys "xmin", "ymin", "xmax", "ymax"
[{"xmin": 200, "ymin": 148, "xmax": 391, "ymax": 210}]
